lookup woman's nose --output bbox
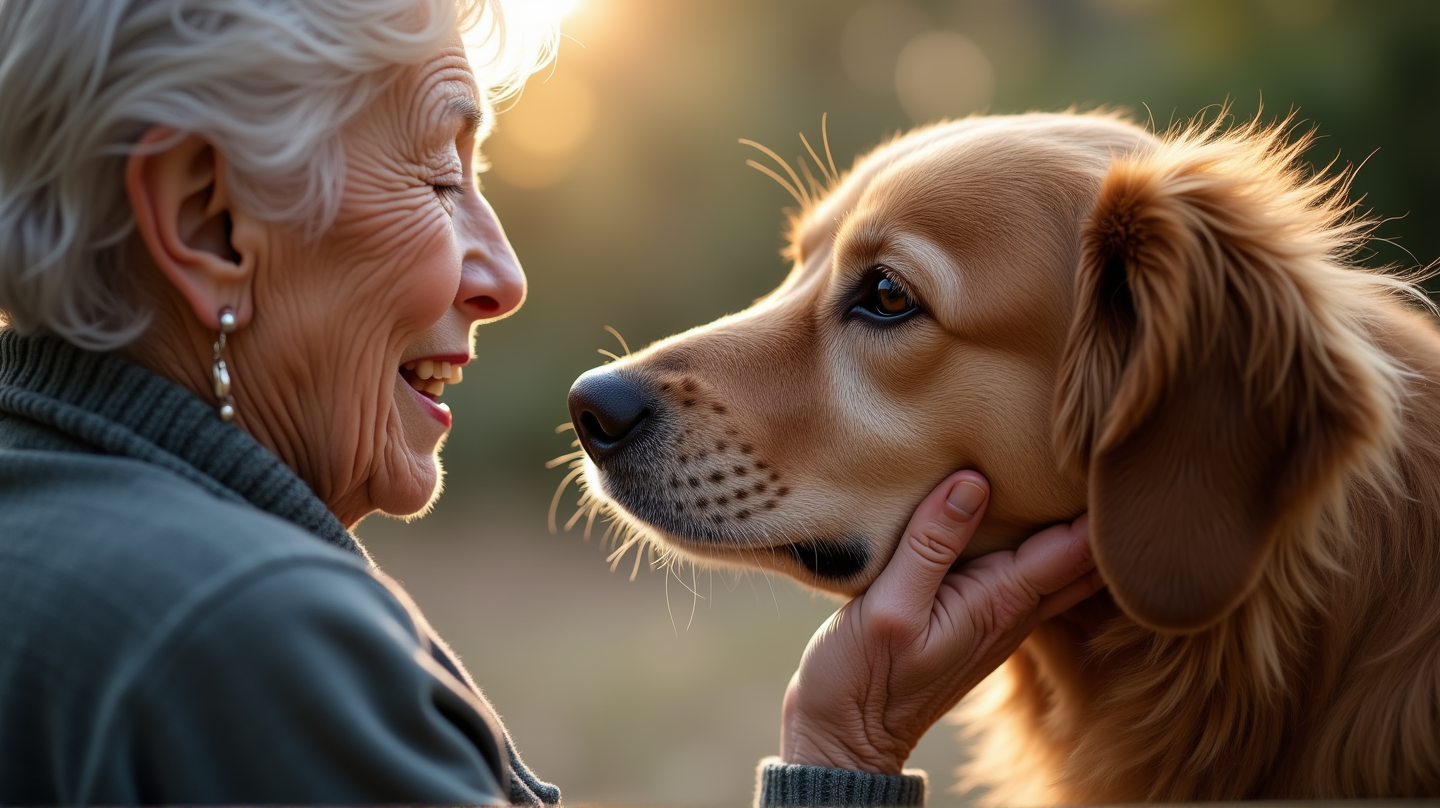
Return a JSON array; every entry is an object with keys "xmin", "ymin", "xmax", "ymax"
[{"xmin": 456, "ymin": 191, "xmax": 526, "ymax": 322}]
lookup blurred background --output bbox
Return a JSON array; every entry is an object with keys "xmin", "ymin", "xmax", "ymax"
[{"xmin": 357, "ymin": 1, "xmax": 1440, "ymax": 804}]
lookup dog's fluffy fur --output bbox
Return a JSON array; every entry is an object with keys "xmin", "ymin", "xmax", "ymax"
[{"xmin": 571, "ymin": 111, "xmax": 1440, "ymax": 800}]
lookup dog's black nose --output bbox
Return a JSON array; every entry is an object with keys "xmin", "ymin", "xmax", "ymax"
[{"xmin": 568, "ymin": 369, "xmax": 651, "ymax": 460}]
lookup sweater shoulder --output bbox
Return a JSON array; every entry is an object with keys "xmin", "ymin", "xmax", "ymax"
[
  {"xmin": 0, "ymin": 446, "xmax": 374, "ymax": 802},
  {"xmin": 0, "ymin": 443, "xmax": 367, "ymax": 658},
  {"xmin": 0, "ymin": 444, "xmax": 357, "ymax": 576}
]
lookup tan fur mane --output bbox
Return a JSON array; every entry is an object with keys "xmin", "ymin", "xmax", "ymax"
[{"xmin": 963, "ymin": 117, "xmax": 1440, "ymax": 803}]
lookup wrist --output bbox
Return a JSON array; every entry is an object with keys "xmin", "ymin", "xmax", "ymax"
[{"xmin": 781, "ymin": 719, "xmax": 906, "ymax": 775}]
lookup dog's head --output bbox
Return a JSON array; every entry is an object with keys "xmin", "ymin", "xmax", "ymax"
[{"xmin": 569, "ymin": 112, "xmax": 1406, "ymax": 633}]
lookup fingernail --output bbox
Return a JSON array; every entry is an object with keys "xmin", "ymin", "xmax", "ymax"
[{"xmin": 947, "ymin": 481, "xmax": 986, "ymax": 519}]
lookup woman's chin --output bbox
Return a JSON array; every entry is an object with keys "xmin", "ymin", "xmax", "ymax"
[
  {"xmin": 370, "ymin": 378, "xmax": 452, "ymax": 519},
  {"xmin": 366, "ymin": 446, "xmax": 445, "ymax": 521}
]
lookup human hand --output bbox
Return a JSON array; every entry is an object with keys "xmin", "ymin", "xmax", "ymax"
[{"xmin": 779, "ymin": 471, "xmax": 1101, "ymax": 774}]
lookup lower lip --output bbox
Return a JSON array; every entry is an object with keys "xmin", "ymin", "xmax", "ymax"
[{"xmin": 403, "ymin": 375, "xmax": 452, "ymax": 428}]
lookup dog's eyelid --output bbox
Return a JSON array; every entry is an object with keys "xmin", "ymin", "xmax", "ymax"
[
  {"xmin": 876, "ymin": 264, "xmax": 914, "ymax": 293},
  {"xmin": 839, "ymin": 263, "xmax": 926, "ymax": 325},
  {"xmin": 864, "ymin": 263, "xmax": 922, "ymax": 303}
]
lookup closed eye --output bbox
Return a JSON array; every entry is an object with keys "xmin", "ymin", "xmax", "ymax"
[{"xmin": 433, "ymin": 183, "xmax": 466, "ymax": 203}]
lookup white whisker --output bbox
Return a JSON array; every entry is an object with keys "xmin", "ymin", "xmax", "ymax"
[
  {"xmin": 800, "ymin": 132, "xmax": 826, "ymax": 184},
  {"xmin": 603, "ymin": 325, "xmax": 632, "ymax": 357},
  {"xmin": 544, "ymin": 449, "xmax": 585, "ymax": 469},
  {"xmin": 671, "ymin": 559, "xmax": 704, "ymax": 600},
  {"xmin": 583, "ymin": 499, "xmax": 601, "ymax": 541},
  {"xmin": 664, "ymin": 563, "xmax": 677, "ymax": 636},
  {"xmin": 563, "ymin": 495, "xmax": 592, "ymax": 532},
  {"xmin": 630, "ymin": 538, "xmax": 646, "ymax": 581},
  {"xmin": 758, "ymin": 555, "xmax": 781, "ymax": 617},
  {"xmin": 687, "ymin": 563, "xmax": 701, "ymax": 631},
  {"xmin": 797, "ymin": 158, "xmax": 826, "ymax": 200},
  {"xmin": 741, "ymin": 138, "xmax": 811, "ymax": 207},
  {"xmin": 821, "ymin": 112, "xmax": 839, "ymax": 184},
  {"xmin": 607, "ymin": 530, "xmax": 645, "ymax": 566},
  {"xmin": 744, "ymin": 159, "xmax": 807, "ymax": 207},
  {"xmin": 547, "ymin": 465, "xmax": 586, "ymax": 533}
]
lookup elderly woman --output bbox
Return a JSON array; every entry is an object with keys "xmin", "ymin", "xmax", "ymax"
[{"xmin": 0, "ymin": 0, "xmax": 1099, "ymax": 805}]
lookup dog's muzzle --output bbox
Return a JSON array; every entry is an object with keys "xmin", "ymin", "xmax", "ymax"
[{"xmin": 566, "ymin": 366, "xmax": 876, "ymax": 586}]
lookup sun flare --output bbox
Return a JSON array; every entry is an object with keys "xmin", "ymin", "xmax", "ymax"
[
  {"xmin": 503, "ymin": 0, "xmax": 584, "ymax": 30},
  {"xmin": 464, "ymin": 0, "xmax": 584, "ymax": 91}
]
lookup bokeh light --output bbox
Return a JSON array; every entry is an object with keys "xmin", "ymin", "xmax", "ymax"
[
  {"xmin": 841, "ymin": 0, "xmax": 930, "ymax": 96},
  {"xmin": 895, "ymin": 30, "xmax": 994, "ymax": 122},
  {"xmin": 488, "ymin": 69, "xmax": 599, "ymax": 188}
]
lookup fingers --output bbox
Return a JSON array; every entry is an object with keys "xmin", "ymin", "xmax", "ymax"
[
  {"xmin": 1009, "ymin": 513, "xmax": 1095, "ymax": 598},
  {"xmin": 955, "ymin": 514, "xmax": 1097, "ymax": 629},
  {"xmin": 1037, "ymin": 569, "xmax": 1105, "ymax": 622},
  {"xmin": 866, "ymin": 471, "xmax": 990, "ymax": 619}
]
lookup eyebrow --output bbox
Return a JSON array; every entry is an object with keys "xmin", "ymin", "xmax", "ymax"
[{"xmin": 450, "ymin": 95, "xmax": 484, "ymax": 139}]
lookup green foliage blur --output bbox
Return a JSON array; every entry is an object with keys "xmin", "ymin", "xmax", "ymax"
[{"xmin": 360, "ymin": 2, "xmax": 1440, "ymax": 805}]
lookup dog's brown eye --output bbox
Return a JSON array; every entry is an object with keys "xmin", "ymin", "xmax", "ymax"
[
  {"xmin": 852, "ymin": 269, "xmax": 919, "ymax": 322},
  {"xmin": 874, "ymin": 277, "xmax": 913, "ymax": 315},
  {"xmin": 850, "ymin": 266, "xmax": 921, "ymax": 324}
]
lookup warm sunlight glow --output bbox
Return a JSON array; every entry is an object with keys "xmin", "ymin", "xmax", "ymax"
[
  {"xmin": 487, "ymin": 64, "xmax": 598, "ymax": 188},
  {"xmin": 463, "ymin": 0, "xmax": 585, "ymax": 95},
  {"xmin": 503, "ymin": 0, "xmax": 584, "ymax": 33}
]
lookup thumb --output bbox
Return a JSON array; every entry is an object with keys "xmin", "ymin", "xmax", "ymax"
[{"xmin": 866, "ymin": 471, "xmax": 989, "ymax": 618}]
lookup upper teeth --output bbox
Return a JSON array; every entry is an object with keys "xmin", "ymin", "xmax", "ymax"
[
  {"xmin": 402, "ymin": 359, "xmax": 463, "ymax": 396},
  {"xmin": 403, "ymin": 360, "xmax": 462, "ymax": 382}
]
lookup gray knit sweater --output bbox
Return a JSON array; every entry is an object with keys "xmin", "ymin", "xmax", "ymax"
[{"xmin": 0, "ymin": 329, "xmax": 925, "ymax": 807}]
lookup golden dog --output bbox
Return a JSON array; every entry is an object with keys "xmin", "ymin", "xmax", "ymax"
[{"xmin": 565, "ymin": 112, "xmax": 1440, "ymax": 801}]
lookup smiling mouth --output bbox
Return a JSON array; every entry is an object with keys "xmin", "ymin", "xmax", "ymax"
[{"xmin": 399, "ymin": 358, "xmax": 463, "ymax": 403}]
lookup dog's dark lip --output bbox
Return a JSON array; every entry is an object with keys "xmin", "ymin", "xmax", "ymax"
[
  {"xmin": 786, "ymin": 537, "xmax": 871, "ymax": 581},
  {"xmin": 621, "ymin": 518, "xmax": 872, "ymax": 582}
]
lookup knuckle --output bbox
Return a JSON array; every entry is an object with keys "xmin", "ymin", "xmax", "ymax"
[
  {"xmin": 904, "ymin": 525, "xmax": 960, "ymax": 566},
  {"xmin": 866, "ymin": 609, "xmax": 908, "ymax": 639},
  {"xmin": 863, "ymin": 606, "xmax": 916, "ymax": 646},
  {"xmin": 986, "ymin": 569, "xmax": 1043, "ymax": 629},
  {"xmin": 965, "ymin": 596, "xmax": 997, "ymax": 639}
]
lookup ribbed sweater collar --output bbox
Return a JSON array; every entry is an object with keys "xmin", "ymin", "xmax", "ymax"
[{"xmin": 0, "ymin": 328, "xmax": 362, "ymax": 559}]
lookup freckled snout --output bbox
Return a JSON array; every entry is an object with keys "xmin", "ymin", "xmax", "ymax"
[
  {"xmin": 568, "ymin": 368, "xmax": 652, "ymax": 461},
  {"xmin": 566, "ymin": 362, "xmax": 877, "ymax": 588}
]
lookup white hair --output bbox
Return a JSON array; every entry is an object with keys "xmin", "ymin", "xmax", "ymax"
[{"xmin": 0, "ymin": 0, "xmax": 552, "ymax": 349}]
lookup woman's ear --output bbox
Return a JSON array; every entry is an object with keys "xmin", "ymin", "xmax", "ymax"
[
  {"xmin": 1052, "ymin": 121, "xmax": 1401, "ymax": 633},
  {"xmin": 125, "ymin": 127, "xmax": 256, "ymax": 330}
]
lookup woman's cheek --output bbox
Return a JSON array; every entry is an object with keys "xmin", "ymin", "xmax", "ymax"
[
  {"xmin": 418, "ymin": 218, "xmax": 464, "ymax": 316},
  {"xmin": 386, "ymin": 208, "xmax": 463, "ymax": 329},
  {"xmin": 332, "ymin": 186, "xmax": 460, "ymax": 321}
]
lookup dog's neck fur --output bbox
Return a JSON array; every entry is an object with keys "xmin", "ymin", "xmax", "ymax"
[{"xmin": 965, "ymin": 305, "xmax": 1440, "ymax": 803}]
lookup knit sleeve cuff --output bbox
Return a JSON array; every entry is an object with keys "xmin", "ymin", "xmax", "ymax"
[{"xmin": 754, "ymin": 756, "xmax": 927, "ymax": 807}]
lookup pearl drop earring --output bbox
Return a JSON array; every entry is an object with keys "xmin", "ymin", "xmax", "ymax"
[{"xmin": 212, "ymin": 307, "xmax": 237, "ymax": 422}]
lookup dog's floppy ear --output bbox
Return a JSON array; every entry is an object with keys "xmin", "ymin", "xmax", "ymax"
[{"xmin": 1054, "ymin": 120, "xmax": 1403, "ymax": 633}]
